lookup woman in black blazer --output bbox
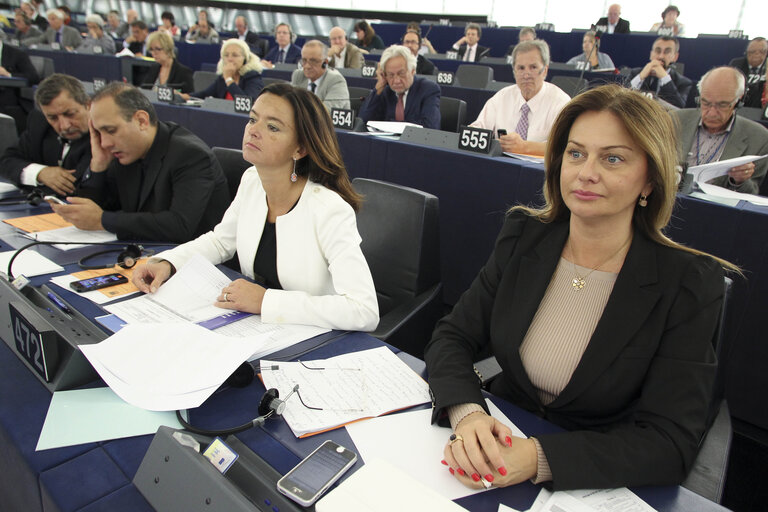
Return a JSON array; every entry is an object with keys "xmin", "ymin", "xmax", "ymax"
[
  {"xmin": 142, "ymin": 31, "xmax": 194, "ymax": 93},
  {"xmin": 186, "ymin": 39, "xmax": 264, "ymax": 101},
  {"xmin": 425, "ymin": 85, "xmax": 738, "ymax": 491}
]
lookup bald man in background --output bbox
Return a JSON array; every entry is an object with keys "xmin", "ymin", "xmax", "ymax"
[{"xmin": 327, "ymin": 26, "xmax": 364, "ymax": 69}]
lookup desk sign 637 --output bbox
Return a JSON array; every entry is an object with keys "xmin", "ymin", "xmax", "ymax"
[{"xmin": 9, "ymin": 302, "xmax": 58, "ymax": 382}]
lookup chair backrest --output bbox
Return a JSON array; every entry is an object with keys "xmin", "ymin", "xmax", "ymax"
[
  {"xmin": 28, "ymin": 56, "xmax": 55, "ymax": 80},
  {"xmin": 273, "ymin": 62, "xmax": 298, "ymax": 72},
  {"xmin": 455, "ymin": 64, "xmax": 494, "ymax": 89},
  {"xmin": 671, "ymin": 62, "xmax": 685, "ymax": 76},
  {"xmin": 263, "ymin": 77, "xmax": 289, "ymax": 87},
  {"xmin": 0, "ymin": 114, "xmax": 18, "ymax": 155},
  {"xmin": 212, "ymin": 147, "xmax": 250, "ymax": 199},
  {"xmin": 439, "ymin": 96, "xmax": 467, "ymax": 133},
  {"xmin": 337, "ymin": 68, "xmax": 362, "ymax": 78},
  {"xmin": 736, "ymin": 107, "xmax": 764, "ymax": 122},
  {"xmin": 551, "ymin": 75, "xmax": 588, "ymax": 98},
  {"xmin": 193, "ymin": 70, "xmax": 218, "ymax": 92},
  {"xmin": 202, "ymin": 97, "xmax": 236, "ymax": 113},
  {"xmin": 486, "ymin": 80, "xmax": 513, "ymax": 91},
  {"xmin": 352, "ymin": 178, "xmax": 440, "ymax": 317},
  {"xmin": 348, "ymin": 86, "xmax": 371, "ymax": 116}
]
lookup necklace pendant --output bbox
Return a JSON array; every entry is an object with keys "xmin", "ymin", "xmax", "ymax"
[{"xmin": 572, "ymin": 276, "xmax": 586, "ymax": 290}]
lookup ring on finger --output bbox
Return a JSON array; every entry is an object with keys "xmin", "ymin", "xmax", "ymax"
[
  {"xmin": 449, "ymin": 433, "xmax": 464, "ymax": 446},
  {"xmin": 223, "ymin": 292, "xmax": 229, "ymax": 302},
  {"xmin": 482, "ymin": 478, "xmax": 492, "ymax": 490}
]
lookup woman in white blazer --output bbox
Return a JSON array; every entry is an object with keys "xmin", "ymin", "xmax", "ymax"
[{"xmin": 132, "ymin": 84, "xmax": 379, "ymax": 332}]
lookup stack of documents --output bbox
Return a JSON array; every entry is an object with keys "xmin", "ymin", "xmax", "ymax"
[
  {"xmin": 3, "ymin": 212, "xmax": 117, "ymax": 249},
  {"xmin": 260, "ymin": 347, "xmax": 430, "ymax": 437}
]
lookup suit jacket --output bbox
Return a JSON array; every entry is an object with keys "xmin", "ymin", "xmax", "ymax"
[
  {"xmin": 728, "ymin": 56, "xmax": 766, "ymax": 108},
  {"xmin": 359, "ymin": 76, "xmax": 441, "ymax": 129},
  {"xmin": 628, "ymin": 67, "xmax": 692, "ymax": 108},
  {"xmin": 191, "ymin": 70, "xmax": 264, "ymax": 99},
  {"xmin": 14, "ymin": 26, "xmax": 43, "ymax": 45},
  {"xmin": 0, "ymin": 108, "xmax": 90, "ymax": 192},
  {"xmin": 77, "ymin": 122, "xmax": 230, "ymax": 242},
  {"xmin": 455, "ymin": 43, "xmax": 490, "ymax": 62},
  {"xmin": 594, "ymin": 17, "xmax": 631, "ymax": 34},
  {"xmin": 672, "ymin": 108, "xmax": 768, "ymax": 194},
  {"xmin": 425, "ymin": 213, "xmax": 723, "ymax": 490},
  {"xmin": 327, "ymin": 42, "xmax": 365, "ymax": 70},
  {"xmin": 142, "ymin": 59, "xmax": 195, "ymax": 93},
  {"xmin": 36, "ymin": 25, "xmax": 82, "ymax": 48},
  {"xmin": 0, "ymin": 44, "xmax": 39, "ymax": 114},
  {"xmin": 264, "ymin": 44, "xmax": 301, "ymax": 64},
  {"xmin": 159, "ymin": 171, "xmax": 379, "ymax": 331},
  {"xmin": 416, "ymin": 54, "xmax": 436, "ymax": 75},
  {"xmin": 290, "ymin": 67, "xmax": 350, "ymax": 110},
  {"xmin": 240, "ymin": 31, "xmax": 266, "ymax": 57}
]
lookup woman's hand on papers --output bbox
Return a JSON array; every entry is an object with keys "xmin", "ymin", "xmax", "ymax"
[
  {"xmin": 215, "ymin": 278, "xmax": 265, "ymax": 314},
  {"xmin": 132, "ymin": 260, "xmax": 173, "ymax": 293},
  {"xmin": 443, "ymin": 412, "xmax": 537, "ymax": 488}
]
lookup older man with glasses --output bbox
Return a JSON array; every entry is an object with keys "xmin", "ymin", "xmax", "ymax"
[
  {"xmin": 290, "ymin": 40, "xmax": 350, "ymax": 110},
  {"xmin": 671, "ymin": 66, "xmax": 768, "ymax": 194}
]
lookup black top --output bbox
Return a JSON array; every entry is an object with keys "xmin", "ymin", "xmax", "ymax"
[{"xmin": 252, "ymin": 219, "xmax": 281, "ymax": 290}]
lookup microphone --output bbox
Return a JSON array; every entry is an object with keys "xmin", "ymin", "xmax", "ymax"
[{"xmin": 579, "ymin": 31, "xmax": 600, "ymax": 82}]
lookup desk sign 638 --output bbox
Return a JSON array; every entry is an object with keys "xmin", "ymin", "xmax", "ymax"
[
  {"xmin": 436, "ymin": 72, "xmax": 454, "ymax": 85},
  {"xmin": 458, "ymin": 125, "xmax": 493, "ymax": 154}
]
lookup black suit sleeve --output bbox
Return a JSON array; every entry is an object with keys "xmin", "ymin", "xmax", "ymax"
[{"xmin": 658, "ymin": 73, "xmax": 692, "ymax": 108}]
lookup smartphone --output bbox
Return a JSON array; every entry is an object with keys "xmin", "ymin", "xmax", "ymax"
[
  {"xmin": 497, "ymin": 129, "xmax": 507, "ymax": 137},
  {"xmin": 43, "ymin": 195, "xmax": 68, "ymax": 205},
  {"xmin": 276, "ymin": 440, "xmax": 357, "ymax": 506},
  {"xmin": 69, "ymin": 273, "xmax": 129, "ymax": 293}
]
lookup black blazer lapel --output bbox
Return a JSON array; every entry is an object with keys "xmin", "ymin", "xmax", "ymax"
[
  {"xmin": 552, "ymin": 233, "xmax": 662, "ymax": 407},
  {"xmin": 136, "ymin": 123, "xmax": 171, "ymax": 208}
]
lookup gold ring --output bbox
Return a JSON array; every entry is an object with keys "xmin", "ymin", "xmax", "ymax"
[
  {"xmin": 223, "ymin": 292, "xmax": 229, "ymax": 302},
  {"xmin": 449, "ymin": 434, "xmax": 464, "ymax": 446}
]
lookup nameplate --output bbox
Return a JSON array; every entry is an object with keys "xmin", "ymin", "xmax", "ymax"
[
  {"xmin": 436, "ymin": 71, "xmax": 455, "ymax": 86},
  {"xmin": 157, "ymin": 85, "xmax": 174, "ymax": 103},
  {"xmin": 361, "ymin": 65, "xmax": 377, "ymax": 78},
  {"xmin": 458, "ymin": 125, "xmax": 493, "ymax": 154},
  {"xmin": 728, "ymin": 29, "xmax": 744, "ymax": 39},
  {"xmin": 445, "ymin": 50, "xmax": 458, "ymax": 60},
  {"xmin": 9, "ymin": 302, "xmax": 59, "ymax": 382},
  {"xmin": 93, "ymin": 78, "xmax": 106, "ymax": 92},
  {"xmin": 51, "ymin": 42, "xmax": 61, "ymax": 51},
  {"xmin": 234, "ymin": 95, "xmax": 252, "ymax": 114},
  {"xmin": 330, "ymin": 108, "xmax": 354, "ymax": 130},
  {"xmin": 93, "ymin": 45, "xmax": 102, "ymax": 54}
]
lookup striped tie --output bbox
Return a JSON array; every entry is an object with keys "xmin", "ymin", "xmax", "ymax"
[{"xmin": 515, "ymin": 103, "xmax": 530, "ymax": 140}]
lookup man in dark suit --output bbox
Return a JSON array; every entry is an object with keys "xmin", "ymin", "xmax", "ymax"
[
  {"xmin": 52, "ymin": 83, "xmax": 230, "ymax": 243},
  {"xmin": 124, "ymin": 20, "xmax": 148, "ymax": 57},
  {"xmin": 1, "ymin": 74, "xmax": 90, "ymax": 196},
  {"xmin": 234, "ymin": 16, "xmax": 265, "ymax": 57},
  {"xmin": 672, "ymin": 67, "xmax": 768, "ymax": 195},
  {"xmin": 359, "ymin": 45, "xmax": 441, "ymax": 129},
  {"xmin": 402, "ymin": 29, "xmax": 436, "ymax": 75},
  {"xmin": 0, "ymin": 40, "xmax": 40, "ymax": 133},
  {"xmin": 595, "ymin": 4, "xmax": 630, "ymax": 34},
  {"xmin": 450, "ymin": 23, "xmax": 490, "ymax": 62},
  {"xmin": 628, "ymin": 36, "xmax": 692, "ymax": 108},
  {"xmin": 263, "ymin": 23, "xmax": 301, "ymax": 67},
  {"xmin": 728, "ymin": 37, "xmax": 767, "ymax": 108}
]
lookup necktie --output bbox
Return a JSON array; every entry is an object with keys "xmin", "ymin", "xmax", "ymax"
[
  {"xmin": 464, "ymin": 46, "xmax": 471, "ymax": 62},
  {"xmin": 395, "ymin": 93, "xmax": 405, "ymax": 122},
  {"xmin": 310, "ymin": 82, "xmax": 317, "ymax": 94},
  {"xmin": 55, "ymin": 31, "xmax": 61, "ymax": 43},
  {"xmin": 515, "ymin": 103, "xmax": 530, "ymax": 140},
  {"xmin": 278, "ymin": 49, "xmax": 285, "ymax": 63}
]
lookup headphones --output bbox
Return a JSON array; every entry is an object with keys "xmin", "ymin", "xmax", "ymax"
[
  {"xmin": 78, "ymin": 244, "xmax": 155, "ymax": 270},
  {"xmin": 0, "ymin": 188, "xmax": 46, "ymax": 206},
  {"xmin": 695, "ymin": 70, "xmax": 746, "ymax": 110},
  {"xmin": 400, "ymin": 29, "xmax": 422, "ymax": 46},
  {"xmin": 275, "ymin": 22, "xmax": 296, "ymax": 43}
]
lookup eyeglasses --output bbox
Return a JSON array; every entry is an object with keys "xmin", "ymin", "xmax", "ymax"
[
  {"xmin": 385, "ymin": 70, "xmax": 409, "ymax": 80},
  {"xmin": 148, "ymin": 46, "xmax": 164, "ymax": 53},
  {"xmin": 300, "ymin": 58, "xmax": 323, "ymax": 66},
  {"xmin": 700, "ymin": 98, "xmax": 738, "ymax": 111},
  {"xmin": 746, "ymin": 49, "xmax": 768, "ymax": 56}
]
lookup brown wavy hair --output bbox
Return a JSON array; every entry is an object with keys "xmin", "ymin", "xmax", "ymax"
[{"xmin": 258, "ymin": 83, "xmax": 362, "ymax": 211}]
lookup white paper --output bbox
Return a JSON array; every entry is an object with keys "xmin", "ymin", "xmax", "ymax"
[
  {"xmin": 504, "ymin": 152, "xmax": 545, "ymax": 164},
  {"xmin": 316, "ymin": 458, "xmax": 468, "ymax": 512},
  {"xmin": 530, "ymin": 487, "xmax": 656, "ymax": 512},
  {"xmin": 687, "ymin": 154, "xmax": 768, "ymax": 184},
  {"xmin": 106, "ymin": 255, "xmax": 231, "ymax": 324},
  {"xmin": 261, "ymin": 347, "xmax": 430, "ymax": 437},
  {"xmin": 0, "ymin": 181, "xmax": 19, "ymax": 193},
  {"xmin": 36, "ymin": 387, "xmax": 182, "ymax": 450},
  {"xmin": 212, "ymin": 314, "xmax": 329, "ymax": 360},
  {"xmin": 0, "ymin": 250, "xmax": 64, "ymax": 277},
  {"xmin": 79, "ymin": 323, "xmax": 259, "ymax": 410},
  {"xmin": 23, "ymin": 225, "xmax": 117, "ymax": 249},
  {"xmin": 366, "ymin": 121, "xmax": 421, "ymax": 134},
  {"xmin": 694, "ymin": 182, "xmax": 768, "ymax": 206},
  {"xmin": 345, "ymin": 399, "xmax": 525, "ymax": 501}
]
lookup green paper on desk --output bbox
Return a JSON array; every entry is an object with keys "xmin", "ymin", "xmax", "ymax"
[{"xmin": 36, "ymin": 387, "xmax": 182, "ymax": 451}]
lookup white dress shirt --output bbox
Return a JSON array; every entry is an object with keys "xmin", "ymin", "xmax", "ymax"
[{"xmin": 471, "ymin": 82, "xmax": 571, "ymax": 142}]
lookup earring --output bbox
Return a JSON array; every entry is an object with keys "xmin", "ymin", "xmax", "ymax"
[
  {"xmin": 638, "ymin": 194, "xmax": 648, "ymax": 207},
  {"xmin": 290, "ymin": 158, "xmax": 297, "ymax": 183}
]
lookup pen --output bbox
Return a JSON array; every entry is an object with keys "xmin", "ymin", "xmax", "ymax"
[{"xmin": 47, "ymin": 292, "xmax": 73, "ymax": 315}]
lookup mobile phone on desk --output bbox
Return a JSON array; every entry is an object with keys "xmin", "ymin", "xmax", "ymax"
[
  {"xmin": 69, "ymin": 272, "xmax": 128, "ymax": 293},
  {"xmin": 497, "ymin": 129, "xmax": 507, "ymax": 137},
  {"xmin": 276, "ymin": 440, "xmax": 357, "ymax": 506},
  {"xmin": 43, "ymin": 195, "xmax": 68, "ymax": 205}
]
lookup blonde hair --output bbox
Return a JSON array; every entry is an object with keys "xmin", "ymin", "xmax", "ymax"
[
  {"xmin": 147, "ymin": 31, "xmax": 175, "ymax": 56},
  {"xmin": 514, "ymin": 84, "xmax": 739, "ymax": 272},
  {"xmin": 217, "ymin": 38, "xmax": 263, "ymax": 75}
]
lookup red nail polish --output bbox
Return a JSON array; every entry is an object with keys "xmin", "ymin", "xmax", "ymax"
[
  {"xmin": 441, "ymin": 459, "xmax": 448, "ymax": 466},
  {"xmin": 498, "ymin": 466, "xmax": 507, "ymax": 476},
  {"xmin": 457, "ymin": 468, "xmax": 465, "ymax": 476},
  {"xmin": 484, "ymin": 474, "xmax": 494, "ymax": 482},
  {"xmin": 471, "ymin": 473, "xmax": 481, "ymax": 482},
  {"xmin": 505, "ymin": 436, "xmax": 512, "ymax": 447},
  {"xmin": 449, "ymin": 467, "xmax": 455, "ymax": 475}
]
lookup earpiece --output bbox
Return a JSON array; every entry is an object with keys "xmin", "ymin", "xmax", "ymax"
[
  {"xmin": 321, "ymin": 60, "xmax": 327, "ymax": 69},
  {"xmin": 78, "ymin": 244, "xmax": 155, "ymax": 270}
]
